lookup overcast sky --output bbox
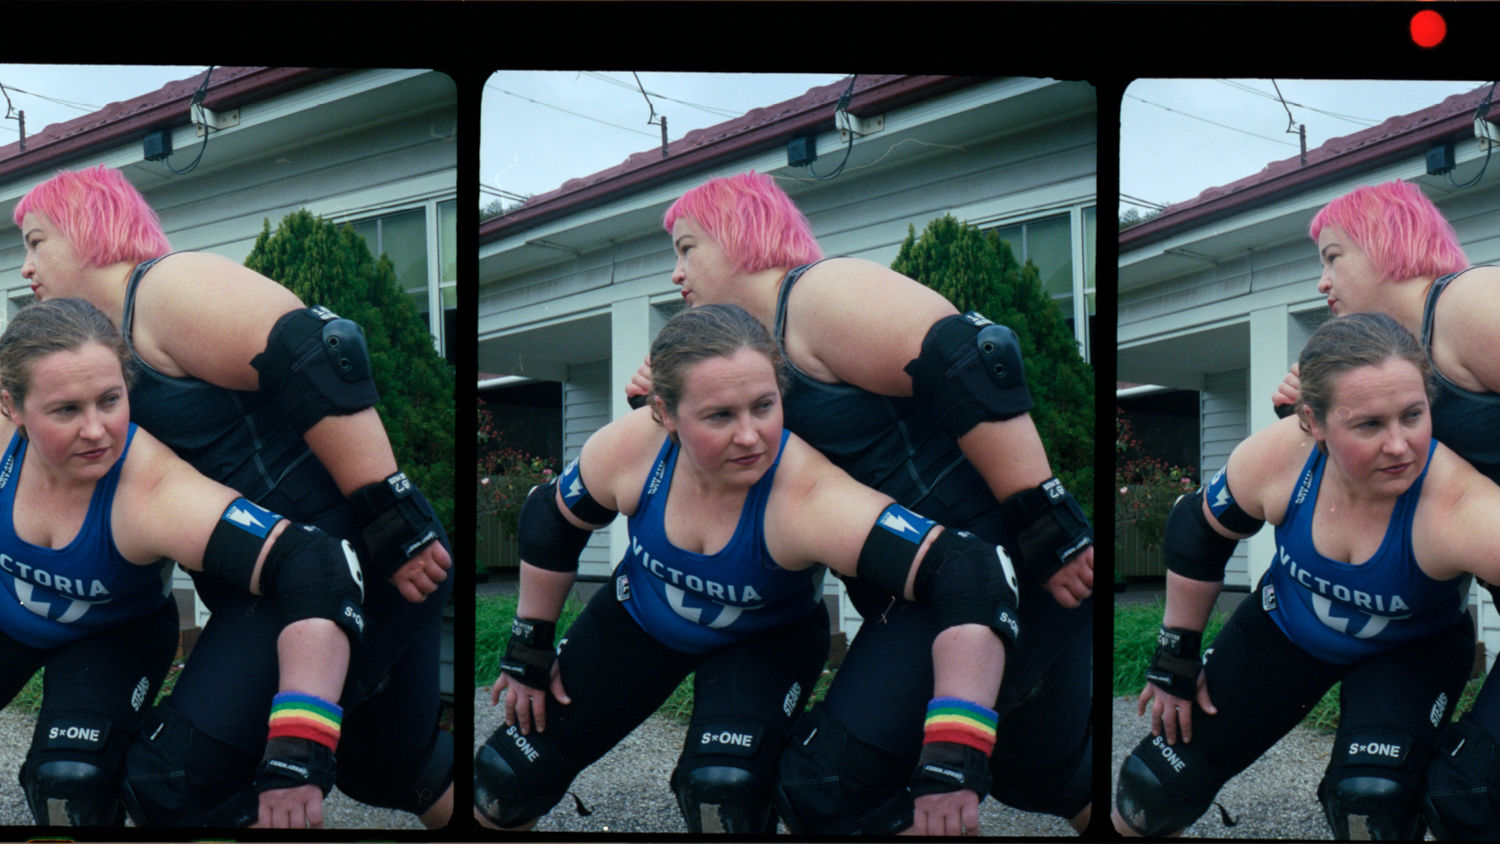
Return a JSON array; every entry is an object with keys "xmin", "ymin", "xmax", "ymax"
[
  {"xmin": 482, "ymin": 71, "xmax": 849, "ymax": 210},
  {"xmin": 1120, "ymin": 78, "xmax": 1491, "ymax": 219},
  {"xmin": 0, "ymin": 64, "xmax": 210, "ymax": 148}
]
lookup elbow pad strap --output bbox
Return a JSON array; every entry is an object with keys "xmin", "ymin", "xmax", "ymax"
[
  {"xmin": 1203, "ymin": 467, "xmax": 1265, "ymax": 536},
  {"xmin": 203, "ymin": 498, "xmax": 281, "ymax": 593},
  {"xmin": 855, "ymin": 503, "xmax": 939, "ymax": 598},
  {"xmin": 516, "ymin": 481, "xmax": 591, "ymax": 573},
  {"xmin": 1163, "ymin": 489, "xmax": 1237, "ymax": 582}
]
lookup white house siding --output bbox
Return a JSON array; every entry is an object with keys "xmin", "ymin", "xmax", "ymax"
[
  {"xmin": 1200, "ymin": 370, "xmax": 1250, "ymax": 588},
  {"xmin": 482, "ymin": 77, "xmax": 1096, "ymax": 644},
  {"xmin": 563, "ymin": 359, "xmax": 614, "ymax": 579}
]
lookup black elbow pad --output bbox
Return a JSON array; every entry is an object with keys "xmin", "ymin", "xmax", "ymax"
[
  {"xmin": 251, "ymin": 306, "xmax": 379, "ymax": 433},
  {"xmin": 904, "ymin": 312, "xmax": 1033, "ymax": 438},
  {"xmin": 516, "ymin": 481, "xmax": 592, "ymax": 573},
  {"xmin": 258, "ymin": 523, "xmax": 367, "ymax": 643},
  {"xmin": 1162, "ymin": 489, "xmax": 1238, "ymax": 583},
  {"xmin": 912, "ymin": 528, "xmax": 1021, "ymax": 647}
]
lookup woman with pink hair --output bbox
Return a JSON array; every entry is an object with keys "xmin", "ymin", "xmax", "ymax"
[
  {"xmin": 626, "ymin": 171, "xmax": 1095, "ymax": 835},
  {"xmin": 1272, "ymin": 179, "xmax": 1500, "ymax": 839},
  {"xmin": 13, "ymin": 165, "xmax": 455, "ymax": 830}
]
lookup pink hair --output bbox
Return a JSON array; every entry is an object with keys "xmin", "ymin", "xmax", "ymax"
[
  {"xmin": 1309, "ymin": 180, "xmax": 1467, "ymax": 282},
  {"xmin": 13, "ymin": 165, "xmax": 171, "ymax": 266},
  {"xmin": 663, "ymin": 171, "xmax": 822, "ymax": 272}
]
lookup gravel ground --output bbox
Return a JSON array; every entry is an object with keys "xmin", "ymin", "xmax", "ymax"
[
  {"xmin": 1110, "ymin": 694, "xmax": 1338, "ymax": 839},
  {"xmin": 0, "ymin": 706, "xmax": 423, "ymax": 831},
  {"xmin": 473, "ymin": 685, "xmax": 1079, "ymax": 836}
]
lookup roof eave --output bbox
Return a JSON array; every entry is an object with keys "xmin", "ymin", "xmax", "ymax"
[
  {"xmin": 479, "ymin": 75, "xmax": 982, "ymax": 245},
  {"xmin": 1121, "ymin": 107, "xmax": 1493, "ymax": 252},
  {"xmin": 0, "ymin": 67, "xmax": 347, "ymax": 184}
]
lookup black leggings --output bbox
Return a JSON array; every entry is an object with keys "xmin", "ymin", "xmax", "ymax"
[{"xmin": 479, "ymin": 576, "xmax": 829, "ymax": 826}]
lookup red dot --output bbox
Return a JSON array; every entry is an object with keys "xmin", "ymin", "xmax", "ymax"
[{"xmin": 1411, "ymin": 9, "xmax": 1446, "ymax": 48}]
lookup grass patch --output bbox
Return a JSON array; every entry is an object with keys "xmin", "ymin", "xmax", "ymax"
[
  {"xmin": 1115, "ymin": 598, "xmax": 1487, "ymax": 733},
  {"xmin": 477, "ymin": 591, "xmax": 837, "ymax": 725}
]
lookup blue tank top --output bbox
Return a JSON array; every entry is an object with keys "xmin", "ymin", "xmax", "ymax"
[
  {"xmin": 773, "ymin": 262, "xmax": 1000, "ymax": 533},
  {"xmin": 1267, "ymin": 440, "xmax": 1467, "ymax": 664},
  {"xmin": 619, "ymin": 429, "xmax": 822, "ymax": 654},
  {"xmin": 0, "ymin": 425, "xmax": 172, "ymax": 649},
  {"xmin": 122, "ymin": 255, "xmax": 344, "ymax": 522},
  {"xmin": 1422, "ymin": 269, "xmax": 1500, "ymax": 486}
]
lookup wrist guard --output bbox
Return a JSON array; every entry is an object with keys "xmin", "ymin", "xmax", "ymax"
[
  {"xmin": 911, "ymin": 742, "xmax": 993, "ymax": 798},
  {"xmin": 498, "ymin": 617, "xmax": 557, "ymax": 689},
  {"xmin": 999, "ymin": 477, "xmax": 1093, "ymax": 582},
  {"xmin": 1146, "ymin": 626, "xmax": 1203, "ymax": 700},
  {"xmin": 347, "ymin": 471, "xmax": 444, "ymax": 580},
  {"xmin": 256, "ymin": 692, "xmax": 341, "ymax": 795}
]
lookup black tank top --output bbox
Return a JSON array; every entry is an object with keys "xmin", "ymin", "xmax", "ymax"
[
  {"xmin": 1422, "ymin": 268, "xmax": 1500, "ymax": 486},
  {"xmin": 122, "ymin": 255, "xmax": 344, "ymax": 522},
  {"xmin": 773, "ymin": 261, "xmax": 1001, "ymax": 536}
]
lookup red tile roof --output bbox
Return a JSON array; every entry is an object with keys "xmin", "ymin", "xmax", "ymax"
[{"xmin": 0, "ymin": 67, "xmax": 345, "ymax": 181}]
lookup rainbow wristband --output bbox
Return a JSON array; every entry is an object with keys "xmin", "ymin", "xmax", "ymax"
[
  {"xmin": 267, "ymin": 691, "xmax": 343, "ymax": 751},
  {"xmin": 923, "ymin": 696, "xmax": 998, "ymax": 757}
]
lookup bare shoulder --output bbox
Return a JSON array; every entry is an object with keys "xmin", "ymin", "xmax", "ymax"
[
  {"xmin": 577, "ymin": 407, "xmax": 669, "ymax": 514},
  {"xmin": 1435, "ymin": 268, "xmax": 1500, "ymax": 393},
  {"xmin": 1414, "ymin": 443, "xmax": 1500, "ymax": 581},
  {"xmin": 1225, "ymin": 415, "xmax": 1318, "ymax": 522},
  {"xmin": 791, "ymin": 258, "xmax": 957, "ymax": 394}
]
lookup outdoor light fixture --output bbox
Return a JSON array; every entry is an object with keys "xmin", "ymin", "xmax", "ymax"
[{"xmin": 143, "ymin": 128, "xmax": 173, "ymax": 162}]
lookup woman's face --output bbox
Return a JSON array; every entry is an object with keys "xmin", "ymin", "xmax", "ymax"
[
  {"xmin": 1316, "ymin": 225, "xmax": 1385, "ymax": 317},
  {"xmin": 670, "ymin": 217, "xmax": 740, "ymax": 308},
  {"xmin": 660, "ymin": 347, "xmax": 783, "ymax": 488},
  {"xmin": 19, "ymin": 212, "xmax": 90, "ymax": 302},
  {"xmin": 5, "ymin": 342, "xmax": 130, "ymax": 484},
  {"xmin": 1307, "ymin": 357, "xmax": 1431, "ymax": 497}
]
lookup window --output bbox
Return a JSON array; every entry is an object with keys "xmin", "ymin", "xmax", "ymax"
[
  {"xmin": 990, "ymin": 204, "xmax": 1096, "ymax": 362},
  {"xmin": 350, "ymin": 198, "xmax": 458, "ymax": 358}
]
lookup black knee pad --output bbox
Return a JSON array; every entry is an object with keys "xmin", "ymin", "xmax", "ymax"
[
  {"xmin": 474, "ymin": 724, "xmax": 575, "ymax": 829},
  {"xmin": 673, "ymin": 764, "xmax": 775, "ymax": 833},
  {"xmin": 22, "ymin": 760, "xmax": 122, "ymax": 826},
  {"xmin": 1115, "ymin": 736, "xmax": 1222, "ymax": 837},
  {"xmin": 1422, "ymin": 717, "xmax": 1500, "ymax": 840},
  {"xmin": 1320, "ymin": 730, "xmax": 1424, "ymax": 839},
  {"xmin": 337, "ymin": 725, "xmax": 453, "ymax": 815},
  {"xmin": 773, "ymin": 705, "xmax": 908, "ymax": 835},
  {"xmin": 673, "ymin": 717, "xmax": 781, "ymax": 833},
  {"xmin": 122, "ymin": 704, "xmax": 260, "ymax": 827},
  {"xmin": 22, "ymin": 714, "xmax": 128, "ymax": 826}
]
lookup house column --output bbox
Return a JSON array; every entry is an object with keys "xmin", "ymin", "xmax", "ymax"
[
  {"xmin": 608, "ymin": 296, "xmax": 653, "ymax": 565},
  {"xmin": 1244, "ymin": 305, "xmax": 1291, "ymax": 589}
]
